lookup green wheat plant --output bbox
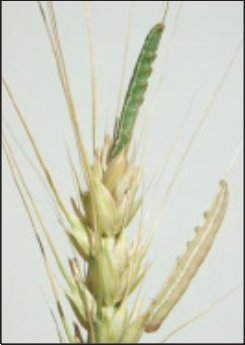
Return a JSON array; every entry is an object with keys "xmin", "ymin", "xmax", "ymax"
[{"xmin": 2, "ymin": 1, "xmax": 243, "ymax": 343}]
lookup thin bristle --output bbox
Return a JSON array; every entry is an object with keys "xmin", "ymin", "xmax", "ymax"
[
  {"xmin": 84, "ymin": 1, "xmax": 98, "ymax": 154},
  {"xmin": 161, "ymin": 284, "xmax": 242, "ymax": 343},
  {"xmin": 162, "ymin": 1, "xmax": 170, "ymax": 24},
  {"xmin": 225, "ymin": 140, "xmax": 244, "ymax": 178},
  {"xmin": 150, "ymin": 39, "xmax": 242, "ymax": 237},
  {"xmin": 3, "ymin": 114, "xmax": 49, "ymax": 194},
  {"xmin": 116, "ymin": 1, "xmax": 134, "ymax": 120},
  {"xmin": 2, "ymin": 79, "xmax": 71, "ymax": 222},
  {"xmin": 3, "ymin": 135, "xmax": 73, "ymax": 342},
  {"xmin": 152, "ymin": 88, "xmax": 198, "ymax": 194},
  {"xmin": 3, "ymin": 132, "xmax": 72, "ymax": 287},
  {"xmin": 38, "ymin": 1, "xmax": 92, "ymax": 185}
]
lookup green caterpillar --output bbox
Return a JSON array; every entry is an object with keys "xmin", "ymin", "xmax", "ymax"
[{"xmin": 111, "ymin": 23, "xmax": 164, "ymax": 159}]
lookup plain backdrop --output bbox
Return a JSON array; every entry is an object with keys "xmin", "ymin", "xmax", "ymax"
[{"xmin": 2, "ymin": 1, "xmax": 244, "ymax": 344}]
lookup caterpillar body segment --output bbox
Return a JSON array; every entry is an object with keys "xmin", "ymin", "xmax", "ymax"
[{"xmin": 111, "ymin": 23, "xmax": 164, "ymax": 158}]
